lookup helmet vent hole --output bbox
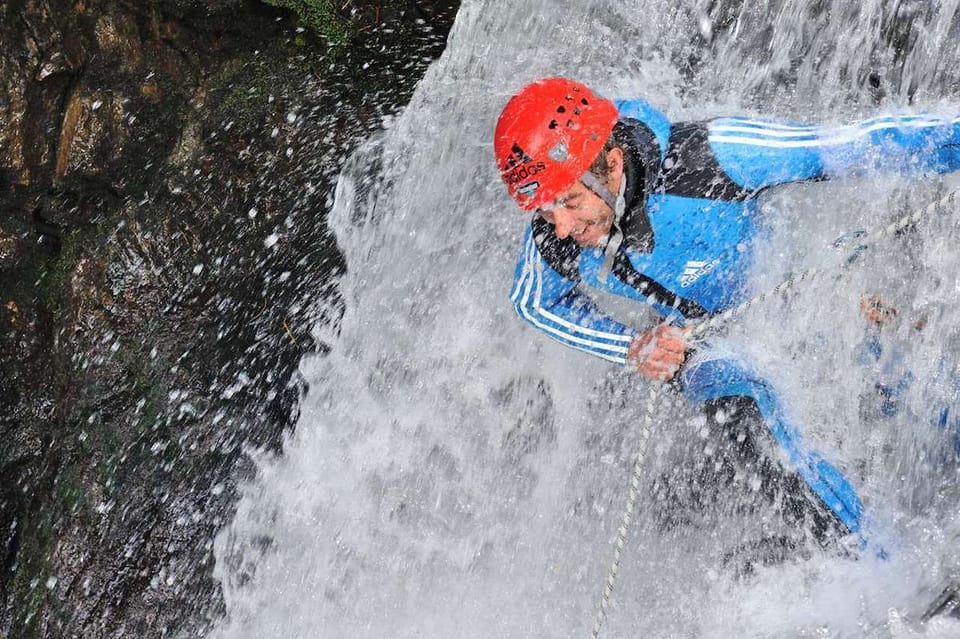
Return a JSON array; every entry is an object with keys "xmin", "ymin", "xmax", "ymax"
[
  {"xmin": 573, "ymin": 108, "xmax": 581, "ymax": 115},
  {"xmin": 565, "ymin": 94, "xmax": 573, "ymax": 101},
  {"xmin": 556, "ymin": 106, "xmax": 566, "ymax": 113},
  {"xmin": 581, "ymin": 98, "xmax": 589, "ymax": 105},
  {"xmin": 548, "ymin": 120, "xmax": 558, "ymax": 129},
  {"xmin": 566, "ymin": 119, "xmax": 577, "ymax": 129}
]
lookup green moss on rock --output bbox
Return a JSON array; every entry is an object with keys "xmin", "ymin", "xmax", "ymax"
[{"xmin": 260, "ymin": 0, "xmax": 349, "ymax": 41}]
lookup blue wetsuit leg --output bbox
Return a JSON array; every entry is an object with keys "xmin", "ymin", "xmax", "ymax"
[{"xmin": 680, "ymin": 353, "xmax": 864, "ymax": 539}]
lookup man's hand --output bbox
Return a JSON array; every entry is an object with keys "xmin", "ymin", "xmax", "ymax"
[
  {"xmin": 859, "ymin": 293, "xmax": 930, "ymax": 332},
  {"xmin": 859, "ymin": 294, "xmax": 897, "ymax": 329},
  {"xmin": 628, "ymin": 323, "xmax": 689, "ymax": 381}
]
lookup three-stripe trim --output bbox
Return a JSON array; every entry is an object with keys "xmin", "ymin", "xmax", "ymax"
[
  {"xmin": 709, "ymin": 114, "xmax": 959, "ymax": 149},
  {"xmin": 512, "ymin": 233, "xmax": 632, "ymax": 364}
]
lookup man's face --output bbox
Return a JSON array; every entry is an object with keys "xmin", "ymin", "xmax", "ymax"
[
  {"xmin": 538, "ymin": 180, "xmax": 615, "ymax": 248},
  {"xmin": 534, "ymin": 147, "xmax": 623, "ymax": 248}
]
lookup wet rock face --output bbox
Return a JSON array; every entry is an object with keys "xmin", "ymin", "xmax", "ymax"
[{"xmin": 0, "ymin": 1, "xmax": 459, "ymax": 636}]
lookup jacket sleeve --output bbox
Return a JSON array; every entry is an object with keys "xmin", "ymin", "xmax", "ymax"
[
  {"xmin": 707, "ymin": 113, "xmax": 960, "ymax": 191},
  {"xmin": 510, "ymin": 227, "xmax": 636, "ymax": 365}
]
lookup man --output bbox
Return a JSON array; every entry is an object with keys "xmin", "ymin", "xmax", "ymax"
[{"xmin": 496, "ymin": 77, "xmax": 960, "ymax": 558}]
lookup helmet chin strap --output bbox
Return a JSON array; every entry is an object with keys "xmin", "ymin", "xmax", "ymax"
[
  {"xmin": 580, "ymin": 171, "xmax": 627, "ymax": 282},
  {"xmin": 580, "ymin": 171, "xmax": 626, "ymax": 223}
]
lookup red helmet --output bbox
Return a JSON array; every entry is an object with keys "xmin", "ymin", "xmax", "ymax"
[{"xmin": 494, "ymin": 78, "xmax": 619, "ymax": 211}]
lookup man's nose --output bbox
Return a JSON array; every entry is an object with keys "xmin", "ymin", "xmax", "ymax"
[{"xmin": 553, "ymin": 210, "xmax": 575, "ymax": 239}]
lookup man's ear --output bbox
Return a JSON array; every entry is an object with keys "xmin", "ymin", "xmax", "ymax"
[{"xmin": 606, "ymin": 147, "xmax": 624, "ymax": 180}]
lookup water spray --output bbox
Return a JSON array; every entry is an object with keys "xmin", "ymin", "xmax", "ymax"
[{"xmin": 589, "ymin": 188, "xmax": 960, "ymax": 638}]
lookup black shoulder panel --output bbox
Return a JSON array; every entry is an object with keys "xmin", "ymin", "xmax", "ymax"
[
  {"xmin": 654, "ymin": 122, "xmax": 750, "ymax": 201},
  {"xmin": 610, "ymin": 251, "xmax": 710, "ymax": 319},
  {"xmin": 612, "ymin": 119, "xmax": 657, "ymax": 251},
  {"xmin": 530, "ymin": 217, "xmax": 708, "ymax": 318},
  {"xmin": 531, "ymin": 216, "xmax": 581, "ymax": 281}
]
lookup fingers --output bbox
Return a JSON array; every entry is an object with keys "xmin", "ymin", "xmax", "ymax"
[
  {"xmin": 638, "ymin": 358, "xmax": 682, "ymax": 381},
  {"xmin": 648, "ymin": 339, "xmax": 685, "ymax": 364},
  {"xmin": 628, "ymin": 326, "xmax": 683, "ymax": 361},
  {"xmin": 651, "ymin": 324, "xmax": 687, "ymax": 355},
  {"xmin": 652, "ymin": 334, "xmax": 686, "ymax": 356},
  {"xmin": 642, "ymin": 356, "xmax": 684, "ymax": 380},
  {"xmin": 860, "ymin": 293, "xmax": 896, "ymax": 327},
  {"xmin": 629, "ymin": 322, "xmax": 689, "ymax": 381}
]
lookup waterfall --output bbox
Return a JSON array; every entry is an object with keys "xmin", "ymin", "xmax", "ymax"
[{"xmin": 211, "ymin": 2, "xmax": 960, "ymax": 636}]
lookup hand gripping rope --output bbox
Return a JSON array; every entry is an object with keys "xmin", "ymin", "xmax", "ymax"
[{"xmin": 589, "ymin": 189, "xmax": 960, "ymax": 638}]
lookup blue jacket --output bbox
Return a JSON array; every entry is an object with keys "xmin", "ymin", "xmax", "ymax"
[{"xmin": 511, "ymin": 99, "xmax": 960, "ymax": 364}]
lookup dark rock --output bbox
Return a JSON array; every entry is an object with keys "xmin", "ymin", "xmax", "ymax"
[{"xmin": 0, "ymin": 0, "xmax": 460, "ymax": 637}]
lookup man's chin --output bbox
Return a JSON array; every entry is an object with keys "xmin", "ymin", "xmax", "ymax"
[{"xmin": 573, "ymin": 235, "xmax": 603, "ymax": 248}]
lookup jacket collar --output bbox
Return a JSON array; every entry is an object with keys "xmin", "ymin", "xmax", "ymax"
[{"xmin": 611, "ymin": 118, "xmax": 661, "ymax": 251}]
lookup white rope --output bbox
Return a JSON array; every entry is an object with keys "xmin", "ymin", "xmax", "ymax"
[
  {"xmin": 690, "ymin": 189, "xmax": 960, "ymax": 340},
  {"xmin": 591, "ymin": 381, "xmax": 661, "ymax": 639},
  {"xmin": 587, "ymin": 188, "xmax": 960, "ymax": 638}
]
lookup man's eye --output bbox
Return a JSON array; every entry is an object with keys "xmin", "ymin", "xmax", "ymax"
[{"xmin": 564, "ymin": 200, "xmax": 581, "ymax": 210}]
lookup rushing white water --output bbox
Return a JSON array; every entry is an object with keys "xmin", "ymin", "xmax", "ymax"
[{"xmin": 211, "ymin": 1, "xmax": 960, "ymax": 637}]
